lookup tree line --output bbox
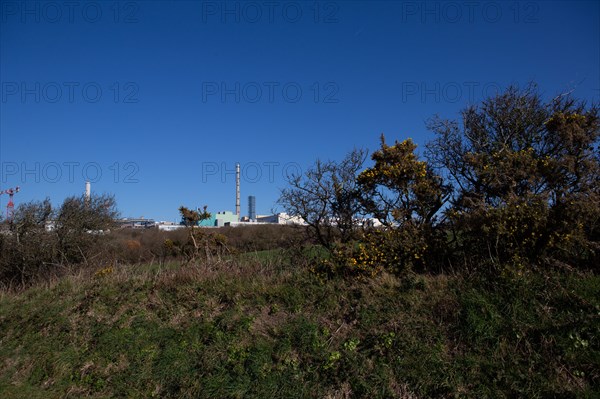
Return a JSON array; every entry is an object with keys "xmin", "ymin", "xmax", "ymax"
[
  {"xmin": 1, "ymin": 84, "xmax": 597, "ymax": 287},
  {"xmin": 0, "ymin": 194, "xmax": 118, "ymax": 286},
  {"xmin": 279, "ymin": 84, "xmax": 599, "ymax": 277}
]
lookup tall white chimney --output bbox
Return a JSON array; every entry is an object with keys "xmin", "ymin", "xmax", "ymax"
[
  {"xmin": 85, "ymin": 181, "xmax": 91, "ymax": 201},
  {"xmin": 235, "ymin": 163, "xmax": 240, "ymax": 220}
]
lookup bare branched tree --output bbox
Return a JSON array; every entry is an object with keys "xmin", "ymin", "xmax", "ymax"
[{"xmin": 278, "ymin": 148, "xmax": 367, "ymax": 250}]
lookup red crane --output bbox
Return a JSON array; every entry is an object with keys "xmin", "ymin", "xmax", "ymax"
[{"xmin": 0, "ymin": 186, "xmax": 20, "ymax": 222}]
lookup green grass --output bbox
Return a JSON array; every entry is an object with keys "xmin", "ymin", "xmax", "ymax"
[
  {"xmin": 236, "ymin": 248, "xmax": 286, "ymax": 263},
  {"xmin": 0, "ymin": 257, "xmax": 598, "ymax": 398}
]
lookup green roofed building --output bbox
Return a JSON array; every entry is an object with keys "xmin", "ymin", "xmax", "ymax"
[{"xmin": 198, "ymin": 211, "xmax": 238, "ymax": 227}]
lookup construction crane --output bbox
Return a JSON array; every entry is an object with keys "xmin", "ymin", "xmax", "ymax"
[{"xmin": 0, "ymin": 186, "xmax": 20, "ymax": 222}]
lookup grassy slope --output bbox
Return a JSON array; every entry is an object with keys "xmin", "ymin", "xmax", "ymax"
[{"xmin": 0, "ymin": 253, "xmax": 598, "ymax": 398}]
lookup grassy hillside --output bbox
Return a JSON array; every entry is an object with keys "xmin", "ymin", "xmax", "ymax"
[{"xmin": 0, "ymin": 252, "xmax": 598, "ymax": 398}]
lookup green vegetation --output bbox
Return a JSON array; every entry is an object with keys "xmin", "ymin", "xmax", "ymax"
[
  {"xmin": 0, "ymin": 254, "xmax": 598, "ymax": 397},
  {"xmin": 280, "ymin": 84, "xmax": 599, "ymax": 277},
  {"xmin": 1, "ymin": 84, "xmax": 598, "ymax": 397}
]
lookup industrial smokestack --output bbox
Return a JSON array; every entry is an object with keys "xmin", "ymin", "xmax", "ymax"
[
  {"xmin": 248, "ymin": 195, "xmax": 256, "ymax": 221},
  {"xmin": 85, "ymin": 181, "xmax": 91, "ymax": 201},
  {"xmin": 235, "ymin": 163, "xmax": 240, "ymax": 220}
]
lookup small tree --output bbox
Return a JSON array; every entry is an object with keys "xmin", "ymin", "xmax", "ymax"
[
  {"xmin": 55, "ymin": 194, "xmax": 119, "ymax": 265},
  {"xmin": 279, "ymin": 148, "xmax": 367, "ymax": 251},
  {"xmin": 178, "ymin": 205, "xmax": 213, "ymax": 263},
  {"xmin": 11, "ymin": 198, "xmax": 53, "ymax": 242},
  {"xmin": 0, "ymin": 199, "xmax": 56, "ymax": 286}
]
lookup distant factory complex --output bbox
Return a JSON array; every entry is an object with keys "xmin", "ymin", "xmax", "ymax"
[
  {"xmin": 6, "ymin": 162, "xmax": 381, "ymax": 233},
  {"xmin": 119, "ymin": 210, "xmax": 304, "ymax": 231},
  {"xmin": 118, "ymin": 163, "xmax": 306, "ymax": 230},
  {"xmin": 15, "ymin": 163, "xmax": 305, "ymax": 233}
]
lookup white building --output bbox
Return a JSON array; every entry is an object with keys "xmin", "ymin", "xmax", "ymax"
[
  {"xmin": 157, "ymin": 224, "xmax": 185, "ymax": 231},
  {"xmin": 256, "ymin": 212, "xmax": 306, "ymax": 225}
]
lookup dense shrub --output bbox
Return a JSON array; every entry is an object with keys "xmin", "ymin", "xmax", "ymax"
[
  {"xmin": 357, "ymin": 136, "xmax": 450, "ymax": 274},
  {"xmin": 218, "ymin": 224, "xmax": 308, "ymax": 252},
  {"xmin": 310, "ymin": 136, "xmax": 451, "ymax": 277},
  {"xmin": 0, "ymin": 199, "xmax": 57, "ymax": 286},
  {"xmin": 0, "ymin": 195, "xmax": 119, "ymax": 288},
  {"xmin": 279, "ymin": 85, "xmax": 598, "ymax": 278},
  {"xmin": 110, "ymin": 224, "xmax": 309, "ymax": 267},
  {"xmin": 427, "ymin": 84, "xmax": 599, "ymax": 271},
  {"xmin": 55, "ymin": 194, "xmax": 119, "ymax": 264}
]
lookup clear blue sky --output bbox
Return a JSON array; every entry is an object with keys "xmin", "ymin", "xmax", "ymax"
[{"xmin": 1, "ymin": 0, "xmax": 598, "ymax": 222}]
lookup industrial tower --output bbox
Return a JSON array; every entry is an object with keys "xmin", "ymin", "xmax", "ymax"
[
  {"xmin": 235, "ymin": 163, "xmax": 240, "ymax": 221},
  {"xmin": 0, "ymin": 186, "xmax": 20, "ymax": 222},
  {"xmin": 248, "ymin": 195, "xmax": 256, "ymax": 221}
]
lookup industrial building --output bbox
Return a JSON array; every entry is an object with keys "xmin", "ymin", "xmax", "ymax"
[
  {"xmin": 110, "ymin": 162, "xmax": 308, "ymax": 229},
  {"xmin": 193, "ymin": 166, "xmax": 307, "ymax": 227},
  {"xmin": 198, "ymin": 211, "xmax": 239, "ymax": 227},
  {"xmin": 256, "ymin": 212, "xmax": 305, "ymax": 225},
  {"xmin": 157, "ymin": 223, "xmax": 184, "ymax": 231},
  {"xmin": 119, "ymin": 218, "xmax": 156, "ymax": 229}
]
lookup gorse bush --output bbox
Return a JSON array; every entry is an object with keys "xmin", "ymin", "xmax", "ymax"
[
  {"xmin": 357, "ymin": 136, "xmax": 450, "ymax": 274},
  {"xmin": 280, "ymin": 84, "xmax": 599, "ymax": 277},
  {"xmin": 428, "ymin": 84, "xmax": 599, "ymax": 271},
  {"xmin": 357, "ymin": 136, "xmax": 449, "ymax": 229},
  {"xmin": 318, "ymin": 228, "xmax": 430, "ymax": 278}
]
